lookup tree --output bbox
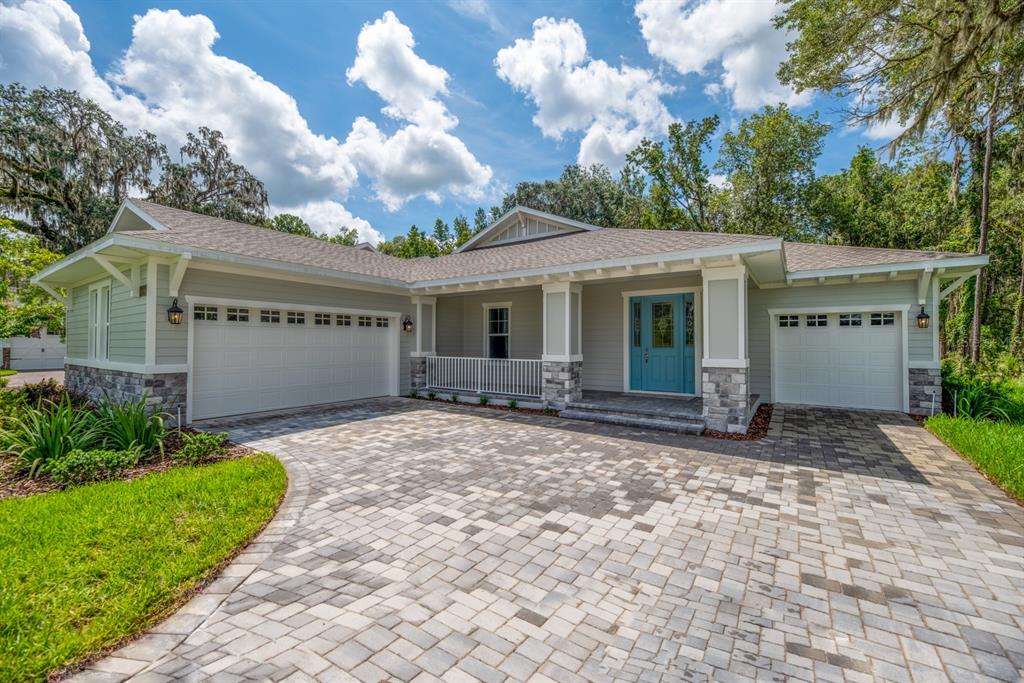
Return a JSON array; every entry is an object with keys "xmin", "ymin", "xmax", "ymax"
[
  {"xmin": 473, "ymin": 207, "xmax": 489, "ymax": 233},
  {"xmin": 622, "ymin": 116, "xmax": 720, "ymax": 231},
  {"xmin": 0, "ymin": 84, "xmax": 165, "ymax": 252},
  {"xmin": 715, "ymin": 104, "xmax": 831, "ymax": 239},
  {"xmin": 499, "ymin": 164, "xmax": 642, "ymax": 228},
  {"xmin": 150, "ymin": 127, "xmax": 268, "ymax": 226},
  {"xmin": 452, "ymin": 215, "xmax": 473, "ymax": 247},
  {"xmin": 432, "ymin": 218, "xmax": 453, "ymax": 254},
  {"xmin": 324, "ymin": 228, "xmax": 360, "ymax": 246},
  {"xmin": 0, "ymin": 219, "xmax": 64, "ymax": 338},
  {"xmin": 377, "ymin": 225, "xmax": 440, "ymax": 258},
  {"xmin": 266, "ymin": 213, "xmax": 316, "ymax": 238}
]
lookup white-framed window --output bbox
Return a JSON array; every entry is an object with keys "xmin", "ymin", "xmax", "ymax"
[
  {"xmin": 839, "ymin": 313, "xmax": 862, "ymax": 327},
  {"xmin": 805, "ymin": 314, "xmax": 828, "ymax": 327},
  {"xmin": 376, "ymin": 317, "xmax": 389, "ymax": 328},
  {"xmin": 485, "ymin": 305, "xmax": 510, "ymax": 359},
  {"xmin": 871, "ymin": 312, "xmax": 896, "ymax": 326},
  {"xmin": 287, "ymin": 311, "xmax": 305, "ymax": 325},
  {"xmin": 194, "ymin": 305, "xmax": 218, "ymax": 321},
  {"xmin": 337, "ymin": 314, "xmax": 352, "ymax": 326},
  {"xmin": 88, "ymin": 280, "xmax": 111, "ymax": 360},
  {"xmin": 226, "ymin": 307, "xmax": 249, "ymax": 322},
  {"xmin": 260, "ymin": 309, "xmax": 280, "ymax": 323},
  {"xmin": 314, "ymin": 313, "xmax": 332, "ymax": 326},
  {"xmin": 358, "ymin": 315, "xmax": 373, "ymax": 327},
  {"xmin": 778, "ymin": 315, "xmax": 799, "ymax": 328}
]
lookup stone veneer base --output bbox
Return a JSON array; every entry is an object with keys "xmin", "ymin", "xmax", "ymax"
[
  {"xmin": 908, "ymin": 367, "xmax": 942, "ymax": 416},
  {"xmin": 410, "ymin": 356, "xmax": 427, "ymax": 391},
  {"xmin": 542, "ymin": 360, "xmax": 583, "ymax": 408},
  {"xmin": 703, "ymin": 366, "xmax": 751, "ymax": 434},
  {"xmin": 65, "ymin": 364, "xmax": 188, "ymax": 425}
]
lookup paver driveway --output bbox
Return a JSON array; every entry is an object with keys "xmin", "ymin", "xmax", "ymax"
[{"xmin": 74, "ymin": 400, "xmax": 1024, "ymax": 683}]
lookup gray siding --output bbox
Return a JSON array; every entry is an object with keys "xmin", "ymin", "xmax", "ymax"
[
  {"xmin": 66, "ymin": 284, "xmax": 89, "ymax": 358},
  {"xmin": 156, "ymin": 264, "xmax": 187, "ymax": 365},
  {"xmin": 581, "ymin": 273, "xmax": 701, "ymax": 392},
  {"xmin": 175, "ymin": 269, "xmax": 416, "ymax": 392},
  {"xmin": 747, "ymin": 279, "xmax": 936, "ymax": 401},
  {"xmin": 434, "ymin": 288, "xmax": 543, "ymax": 359},
  {"xmin": 435, "ymin": 297, "xmax": 464, "ymax": 356},
  {"xmin": 108, "ymin": 267, "xmax": 145, "ymax": 363}
]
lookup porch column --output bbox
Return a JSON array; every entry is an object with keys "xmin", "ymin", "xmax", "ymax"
[
  {"xmin": 701, "ymin": 264, "xmax": 751, "ymax": 433},
  {"xmin": 541, "ymin": 282, "xmax": 582, "ymax": 407},
  {"xmin": 410, "ymin": 296, "xmax": 436, "ymax": 390}
]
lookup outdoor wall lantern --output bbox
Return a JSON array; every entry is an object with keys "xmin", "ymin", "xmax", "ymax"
[
  {"xmin": 916, "ymin": 306, "xmax": 930, "ymax": 329},
  {"xmin": 402, "ymin": 315, "xmax": 414, "ymax": 333},
  {"xmin": 167, "ymin": 298, "xmax": 184, "ymax": 325}
]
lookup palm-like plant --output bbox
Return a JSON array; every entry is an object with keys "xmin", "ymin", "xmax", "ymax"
[
  {"xmin": 0, "ymin": 397, "xmax": 104, "ymax": 477},
  {"xmin": 95, "ymin": 394, "xmax": 168, "ymax": 458}
]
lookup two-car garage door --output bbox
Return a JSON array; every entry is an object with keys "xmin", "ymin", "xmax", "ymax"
[
  {"xmin": 774, "ymin": 311, "xmax": 902, "ymax": 411},
  {"xmin": 191, "ymin": 305, "xmax": 396, "ymax": 420}
]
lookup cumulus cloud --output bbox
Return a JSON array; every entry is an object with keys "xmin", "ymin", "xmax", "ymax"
[
  {"xmin": 495, "ymin": 16, "xmax": 674, "ymax": 170},
  {"xmin": 271, "ymin": 201, "xmax": 383, "ymax": 245},
  {"xmin": 0, "ymin": 1, "xmax": 492, "ymax": 236},
  {"xmin": 344, "ymin": 11, "xmax": 492, "ymax": 210},
  {"xmin": 634, "ymin": 0, "xmax": 810, "ymax": 111}
]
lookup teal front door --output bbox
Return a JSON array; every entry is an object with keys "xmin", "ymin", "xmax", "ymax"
[{"xmin": 629, "ymin": 294, "xmax": 695, "ymax": 393}]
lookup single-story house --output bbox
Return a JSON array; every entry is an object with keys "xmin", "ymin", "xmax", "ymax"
[{"xmin": 33, "ymin": 199, "xmax": 987, "ymax": 432}]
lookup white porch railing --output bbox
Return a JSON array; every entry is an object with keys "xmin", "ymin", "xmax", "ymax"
[{"xmin": 426, "ymin": 356, "xmax": 543, "ymax": 398}]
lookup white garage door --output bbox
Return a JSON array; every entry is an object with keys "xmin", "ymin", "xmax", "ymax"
[
  {"xmin": 774, "ymin": 311, "xmax": 901, "ymax": 411},
  {"xmin": 192, "ymin": 305, "xmax": 396, "ymax": 420},
  {"xmin": 8, "ymin": 331, "xmax": 66, "ymax": 370}
]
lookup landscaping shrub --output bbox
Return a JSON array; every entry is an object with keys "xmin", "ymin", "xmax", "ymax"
[
  {"xmin": 0, "ymin": 397, "xmax": 104, "ymax": 477},
  {"xmin": 95, "ymin": 394, "xmax": 167, "ymax": 458},
  {"xmin": 508, "ymin": 399, "xmax": 518, "ymax": 410},
  {"xmin": 47, "ymin": 449, "xmax": 139, "ymax": 486},
  {"xmin": 942, "ymin": 363, "xmax": 1024, "ymax": 423},
  {"xmin": 427, "ymin": 391, "xmax": 437, "ymax": 400},
  {"xmin": 479, "ymin": 395, "xmax": 489, "ymax": 406},
  {"xmin": 0, "ymin": 384, "xmax": 27, "ymax": 419},
  {"xmin": 173, "ymin": 431, "xmax": 229, "ymax": 464},
  {"xmin": 20, "ymin": 378, "xmax": 67, "ymax": 406}
]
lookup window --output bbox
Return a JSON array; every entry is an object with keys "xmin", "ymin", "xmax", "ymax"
[
  {"xmin": 839, "ymin": 313, "xmax": 862, "ymax": 327},
  {"xmin": 194, "ymin": 305, "xmax": 218, "ymax": 321},
  {"xmin": 287, "ymin": 311, "xmax": 305, "ymax": 325},
  {"xmin": 632, "ymin": 301, "xmax": 641, "ymax": 347},
  {"xmin": 358, "ymin": 316, "xmax": 373, "ymax": 327},
  {"xmin": 260, "ymin": 309, "xmax": 280, "ymax": 323},
  {"xmin": 226, "ymin": 307, "xmax": 249, "ymax": 322},
  {"xmin": 651, "ymin": 302, "xmax": 674, "ymax": 348},
  {"xmin": 314, "ymin": 313, "xmax": 332, "ymax": 326},
  {"xmin": 376, "ymin": 317, "xmax": 389, "ymax": 328},
  {"xmin": 805, "ymin": 314, "xmax": 828, "ymax": 327},
  {"xmin": 778, "ymin": 315, "xmax": 799, "ymax": 328},
  {"xmin": 337, "ymin": 314, "xmax": 352, "ymax": 326},
  {"xmin": 871, "ymin": 312, "xmax": 895, "ymax": 326},
  {"xmin": 486, "ymin": 306, "xmax": 510, "ymax": 359},
  {"xmin": 88, "ymin": 281, "xmax": 110, "ymax": 360}
]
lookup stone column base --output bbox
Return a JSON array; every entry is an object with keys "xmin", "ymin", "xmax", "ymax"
[
  {"xmin": 542, "ymin": 360, "xmax": 582, "ymax": 408},
  {"xmin": 702, "ymin": 366, "xmax": 750, "ymax": 434},
  {"xmin": 909, "ymin": 367, "xmax": 942, "ymax": 416},
  {"xmin": 65, "ymin": 364, "xmax": 188, "ymax": 425},
  {"xmin": 410, "ymin": 356, "xmax": 427, "ymax": 392}
]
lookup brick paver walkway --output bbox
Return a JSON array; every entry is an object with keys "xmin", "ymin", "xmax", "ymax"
[{"xmin": 73, "ymin": 400, "xmax": 1024, "ymax": 682}]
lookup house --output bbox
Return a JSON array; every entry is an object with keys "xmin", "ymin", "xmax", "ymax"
[
  {"xmin": 32, "ymin": 199, "xmax": 987, "ymax": 433},
  {"xmin": 1, "ymin": 327, "xmax": 66, "ymax": 371}
]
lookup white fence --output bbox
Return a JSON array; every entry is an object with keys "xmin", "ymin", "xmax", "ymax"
[{"xmin": 426, "ymin": 356, "xmax": 543, "ymax": 398}]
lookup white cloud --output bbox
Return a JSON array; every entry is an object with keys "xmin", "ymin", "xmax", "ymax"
[
  {"xmin": 448, "ymin": 0, "xmax": 504, "ymax": 34},
  {"xmin": 495, "ymin": 16, "xmax": 674, "ymax": 170},
  {"xmin": 271, "ymin": 201, "xmax": 383, "ymax": 245},
  {"xmin": 861, "ymin": 117, "xmax": 908, "ymax": 142},
  {"xmin": 344, "ymin": 11, "xmax": 493, "ymax": 209},
  {"xmin": 634, "ymin": 0, "xmax": 810, "ymax": 111}
]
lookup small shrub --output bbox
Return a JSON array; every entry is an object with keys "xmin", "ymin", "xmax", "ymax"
[
  {"xmin": 943, "ymin": 365, "xmax": 1024, "ymax": 423},
  {"xmin": 173, "ymin": 431, "xmax": 229, "ymax": 464},
  {"xmin": 479, "ymin": 395, "xmax": 490, "ymax": 406},
  {"xmin": 0, "ymin": 397, "xmax": 104, "ymax": 477},
  {"xmin": 21, "ymin": 378, "xmax": 66, "ymax": 406},
  {"xmin": 95, "ymin": 394, "xmax": 167, "ymax": 458},
  {"xmin": 48, "ymin": 449, "xmax": 139, "ymax": 486},
  {"xmin": 408, "ymin": 389, "xmax": 419, "ymax": 399},
  {"xmin": 0, "ymin": 384, "xmax": 27, "ymax": 418},
  {"xmin": 450, "ymin": 393, "xmax": 459, "ymax": 403},
  {"xmin": 508, "ymin": 399, "xmax": 518, "ymax": 410},
  {"xmin": 427, "ymin": 391, "xmax": 437, "ymax": 400}
]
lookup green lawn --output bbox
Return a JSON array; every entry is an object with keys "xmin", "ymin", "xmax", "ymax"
[
  {"xmin": 928, "ymin": 414, "xmax": 1024, "ymax": 502},
  {"xmin": 0, "ymin": 454, "xmax": 286, "ymax": 682},
  {"xmin": 0, "ymin": 369, "xmax": 16, "ymax": 378}
]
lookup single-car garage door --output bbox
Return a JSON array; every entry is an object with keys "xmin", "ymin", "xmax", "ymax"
[
  {"xmin": 774, "ymin": 311, "xmax": 902, "ymax": 411},
  {"xmin": 191, "ymin": 304, "xmax": 397, "ymax": 420}
]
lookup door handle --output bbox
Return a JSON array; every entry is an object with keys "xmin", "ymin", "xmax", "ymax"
[{"xmin": 643, "ymin": 348, "xmax": 649, "ymax": 363}]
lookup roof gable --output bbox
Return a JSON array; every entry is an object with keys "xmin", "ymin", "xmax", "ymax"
[
  {"xmin": 455, "ymin": 206, "xmax": 602, "ymax": 253},
  {"xmin": 108, "ymin": 200, "xmax": 167, "ymax": 233}
]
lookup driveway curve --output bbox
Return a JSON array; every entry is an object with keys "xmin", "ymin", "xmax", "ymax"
[{"xmin": 73, "ymin": 399, "xmax": 1024, "ymax": 682}]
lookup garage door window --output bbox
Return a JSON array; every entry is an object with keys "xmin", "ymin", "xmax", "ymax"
[
  {"xmin": 226, "ymin": 307, "xmax": 249, "ymax": 322},
  {"xmin": 314, "ymin": 313, "xmax": 331, "ymax": 326},
  {"xmin": 376, "ymin": 317, "xmax": 389, "ymax": 328},
  {"xmin": 194, "ymin": 305, "xmax": 217, "ymax": 321},
  {"xmin": 839, "ymin": 313, "xmax": 862, "ymax": 327},
  {"xmin": 778, "ymin": 315, "xmax": 799, "ymax": 328},
  {"xmin": 260, "ymin": 310, "xmax": 280, "ymax": 323},
  {"xmin": 805, "ymin": 314, "xmax": 828, "ymax": 327},
  {"xmin": 337, "ymin": 314, "xmax": 351, "ymax": 326},
  {"xmin": 871, "ymin": 312, "xmax": 895, "ymax": 326},
  {"xmin": 358, "ymin": 316, "xmax": 372, "ymax": 327},
  {"xmin": 287, "ymin": 312, "xmax": 305, "ymax": 324}
]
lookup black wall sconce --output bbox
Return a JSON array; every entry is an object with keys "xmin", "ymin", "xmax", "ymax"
[
  {"xmin": 916, "ymin": 305, "xmax": 930, "ymax": 329},
  {"xmin": 167, "ymin": 298, "xmax": 184, "ymax": 325},
  {"xmin": 402, "ymin": 315, "xmax": 414, "ymax": 333}
]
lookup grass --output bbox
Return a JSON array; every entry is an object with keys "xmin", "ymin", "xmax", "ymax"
[
  {"xmin": 0, "ymin": 454, "xmax": 286, "ymax": 682},
  {"xmin": 0, "ymin": 369, "xmax": 16, "ymax": 378},
  {"xmin": 928, "ymin": 414, "xmax": 1024, "ymax": 502}
]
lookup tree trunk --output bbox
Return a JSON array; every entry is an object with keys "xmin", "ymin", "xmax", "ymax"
[
  {"xmin": 1013, "ymin": 241, "xmax": 1024, "ymax": 357},
  {"xmin": 970, "ymin": 106, "xmax": 996, "ymax": 363}
]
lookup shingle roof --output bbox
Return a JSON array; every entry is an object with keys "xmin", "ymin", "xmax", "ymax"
[{"xmin": 121, "ymin": 200, "xmax": 977, "ymax": 283}]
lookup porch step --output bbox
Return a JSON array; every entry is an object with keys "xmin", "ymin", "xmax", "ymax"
[
  {"xmin": 560, "ymin": 408, "xmax": 704, "ymax": 435},
  {"xmin": 564, "ymin": 400, "xmax": 704, "ymax": 423}
]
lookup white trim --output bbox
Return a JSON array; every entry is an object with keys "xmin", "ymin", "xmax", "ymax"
[
  {"xmin": 931, "ymin": 276, "xmax": 940, "ymax": 365},
  {"xmin": 786, "ymin": 255, "xmax": 988, "ymax": 282},
  {"xmin": 455, "ymin": 205, "xmax": 602, "ymax": 253},
  {"xmin": 769, "ymin": 305, "xmax": 912, "ymax": 413},
  {"xmin": 168, "ymin": 253, "xmax": 191, "ymax": 297},
  {"xmin": 702, "ymin": 265, "xmax": 747, "ymax": 365},
  {"xmin": 106, "ymin": 200, "xmax": 168, "ymax": 234},
  {"xmin": 702, "ymin": 358, "xmax": 749, "ymax": 368},
  {"xmin": 909, "ymin": 361, "xmax": 941, "ymax": 369},
  {"xmin": 482, "ymin": 302, "xmax": 512, "ymax": 358},
  {"xmin": 66, "ymin": 358, "xmax": 188, "ymax": 374},
  {"xmin": 621, "ymin": 286, "xmax": 702, "ymax": 394},
  {"xmin": 939, "ymin": 271, "xmax": 977, "ymax": 300},
  {"xmin": 542, "ymin": 354, "xmax": 583, "ymax": 362},
  {"xmin": 145, "ymin": 256, "xmax": 157, "ymax": 365},
  {"xmin": 182, "ymin": 295, "xmax": 402, "ymax": 318},
  {"xmin": 38, "ymin": 282, "xmax": 65, "ymax": 304},
  {"xmin": 87, "ymin": 279, "xmax": 111, "ymax": 361},
  {"xmin": 917, "ymin": 267, "xmax": 933, "ymax": 304},
  {"xmin": 90, "ymin": 254, "xmax": 134, "ymax": 291}
]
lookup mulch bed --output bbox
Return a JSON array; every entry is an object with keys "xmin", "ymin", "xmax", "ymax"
[
  {"xmin": 0, "ymin": 429, "xmax": 255, "ymax": 502},
  {"xmin": 703, "ymin": 403, "xmax": 773, "ymax": 441}
]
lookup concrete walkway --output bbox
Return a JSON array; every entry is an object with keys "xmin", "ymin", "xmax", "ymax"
[{"xmin": 72, "ymin": 400, "xmax": 1024, "ymax": 682}]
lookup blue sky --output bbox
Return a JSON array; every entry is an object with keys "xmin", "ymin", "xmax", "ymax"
[{"xmin": 1, "ymin": 0, "xmax": 898, "ymax": 242}]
